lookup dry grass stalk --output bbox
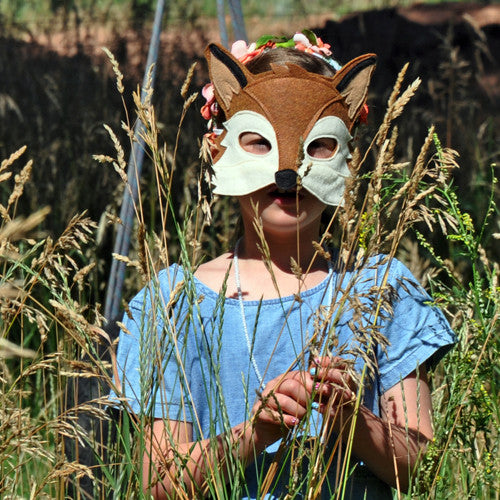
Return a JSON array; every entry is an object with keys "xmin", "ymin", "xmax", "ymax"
[
  {"xmin": 111, "ymin": 252, "xmax": 142, "ymax": 271},
  {"xmin": 0, "ymin": 207, "xmax": 50, "ymax": 243},
  {"xmin": 0, "ymin": 145, "xmax": 27, "ymax": 173},
  {"xmin": 0, "ymin": 338, "xmax": 36, "ymax": 358},
  {"xmin": 251, "ymin": 200, "xmax": 281, "ymax": 297},
  {"xmin": 7, "ymin": 159, "xmax": 32, "ymax": 209},
  {"xmin": 100, "ymin": 124, "xmax": 128, "ymax": 183},
  {"xmin": 391, "ymin": 77, "xmax": 421, "ymax": 120},
  {"xmin": 375, "ymin": 63, "xmax": 409, "ymax": 147},
  {"xmin": 180, "ymin": 62, "xmax": 197, "ymax": 99},
  {"xmin": 102, "ymin": 46, "xmax": 124, "ymax": 94},
  {"xmin": 0, "ymin": 147, "xmax": 114, "ymax": 499}
]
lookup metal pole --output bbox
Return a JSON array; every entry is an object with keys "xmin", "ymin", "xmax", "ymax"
[
  {"xmin": 227, "ymin": 0, "xmax": 247, "ymax": 42},
  {"xmin": 217, "ymin": 0, "xmax": 247, "ymax": 47},
  {"xmin": 216, "ymin": 0, "xmax": 229, "ymax": 48},
  {"xmin": 104, "ymin": 0, "xmax": 166, "ymax": 323}
]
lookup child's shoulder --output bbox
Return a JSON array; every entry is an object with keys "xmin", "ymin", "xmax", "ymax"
[
  {"xmin": 364, "ymin": 254, "xmax": 416, "ymax": 279},
  {"xmin": 349, "ymin": 255, "xmax": 423, "ymax": 294},
  {"xmin": 193, "ymin": 252, "xmax": 234, "ymax": 296}
]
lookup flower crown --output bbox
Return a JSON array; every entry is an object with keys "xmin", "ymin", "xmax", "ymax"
[{"xmin": 201, "ymin": 30, "xmax": 369, "ymax": 129}]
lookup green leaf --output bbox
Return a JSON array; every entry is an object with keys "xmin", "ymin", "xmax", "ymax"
[
  {"xmin": 301, "ymin": 29, "xmax": 318, "ymax": 45},
  {"xmin": 255, "ymin": 35, "xmax": 289, "ymax": 48},
  {"xmin": 275, "ymin": 39, "xmax": 296, "ymax": 48},
  {"xmin": 255, "ymin": 35, "xmax": 274, "ymax": 48}
]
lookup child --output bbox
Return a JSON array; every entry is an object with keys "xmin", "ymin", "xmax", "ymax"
[{"xmin": 111, "ymin": 31, "xmax": 456, "ymax": 499}]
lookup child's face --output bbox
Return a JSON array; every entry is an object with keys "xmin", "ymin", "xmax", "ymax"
[
  {"xmin": 236, "ymin": 129, "xmax": 328, "ymax": 235},
  {"xmin": 237, "ymin": 183, "xmax": 327, "ymax": 237}
]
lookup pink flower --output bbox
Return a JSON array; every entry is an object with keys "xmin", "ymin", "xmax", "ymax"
[
  {"xmin": 293, "ymin": 32, "xmax": 332, "ymax": 57},
  {"xmin": 201, "ymin": 83, "xmax": 214, "ymax": 102},
  {"xmin": 239, "ymin": 46, "xmax": 265, "ymax": 64},
  {"xmin": 314, "ymin": 37, "xmax": 332, "ymax": 57},
  {"xmin": 293, "ymin": 33, "xmax": 311, "ymax": 49},
  {"xmin": 231, "ymin": 40, "xmax": 254, "ymax": 59},
  {"xmin": 201, "ymin": 83, "xmax": 218, "ymax": 121},
  {"xmin": 230, "ymin": 40, "xmax": 265, "ymax": 65}
]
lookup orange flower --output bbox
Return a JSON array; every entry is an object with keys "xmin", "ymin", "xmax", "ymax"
[{"xmin": 359, "ymin": 103, "xmax": 369, "ymax": 124}]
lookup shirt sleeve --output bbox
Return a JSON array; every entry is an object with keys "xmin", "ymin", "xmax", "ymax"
[
  {"xmin": 109, "ymin": 266, "xmax": 194, "ymax": 421},
  {"xmin": 375, "ymin": 259, "xmax": 457, "ymax": 393}
]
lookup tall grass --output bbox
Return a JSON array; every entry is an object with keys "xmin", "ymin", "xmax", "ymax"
[
  {"xmin": 1, "ymin": 48, "xmax": 498, "ymax": 499},
  {"xmin": 0, "ymin": 147, "xmax": 105, "ymax": 497},
  {"xmin": 104, "ymin": 57, "xmax": 499, "ymax": 497}
]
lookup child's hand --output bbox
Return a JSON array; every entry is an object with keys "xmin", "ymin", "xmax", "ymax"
[
  {"xmin": 251, "ymin": 370, "xmax": 322, "ymax": 444},
  {"xmin": 310, "ymin": 356, "xmax": 358, "ymax": 418}
]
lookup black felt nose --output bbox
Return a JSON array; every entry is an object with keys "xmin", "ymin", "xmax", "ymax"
[{"xmin": 274, "ymin": 169, "xmax": 297, "ymax": 190}]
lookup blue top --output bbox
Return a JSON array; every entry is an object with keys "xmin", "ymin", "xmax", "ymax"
[{"xmin": 110, "ymin": 256, "xmax": 456, "ymax": 499}]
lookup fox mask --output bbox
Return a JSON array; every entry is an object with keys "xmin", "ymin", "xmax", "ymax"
[{"xmin": 205, "ymin": 43, "xmax": 376, "ymax": 206}]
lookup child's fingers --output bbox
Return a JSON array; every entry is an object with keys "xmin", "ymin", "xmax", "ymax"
[
  {"xmin": 258, "ymin": 408, "xmax": 301, "ymax": 427},
  {"xmin": 310, "ymin": 357, "xmax": 357, "ymax": 400},
  {"xmin": 269, "ymin": 374, "xmax": 314, "ymax": 409},
  {"xmin": 253, "ymin": 371, "xmax": 316, "ymax": 424},
  {"xmin": 254, "ymin": 391, "xmax": 308, "ymax": 427},
  {"xmin": 266, "ymin": 393, "xmax": 308, "ymax": 420},
  {"xmin": 324, "ymin": 369, "xmax": 356, "ymax": 392},
  {"xmin": 275, "ymin": 373, "xmax": 315, "ymax": 401}
]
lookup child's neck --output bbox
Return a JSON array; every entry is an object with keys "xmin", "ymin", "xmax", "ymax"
[
  {"xmin": 238, "ymin": 225, "xmax": 324, "ymax": 273},
  {"xmin": 193, "ymin": 223, "xmax": 329, "ymax": 301}
]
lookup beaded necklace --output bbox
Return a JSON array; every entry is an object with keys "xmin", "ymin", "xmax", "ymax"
[{"xmin": 233, "ymin": 239, "xmax": 333, "ymax": 386}]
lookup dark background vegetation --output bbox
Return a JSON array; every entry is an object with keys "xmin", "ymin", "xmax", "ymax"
[{"xmin": 0, "ymin": 1, "xmax": 498, "ymax": 303}]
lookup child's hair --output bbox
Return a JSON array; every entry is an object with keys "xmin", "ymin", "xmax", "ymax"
[{"xmin": 245, "ymin": 47, "xmax": 337, "ymax": 77}]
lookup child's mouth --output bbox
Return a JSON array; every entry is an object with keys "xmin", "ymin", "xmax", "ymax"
[{"xmin": 267, "ymin": 186, "xmax": 303, "ymax": 205}]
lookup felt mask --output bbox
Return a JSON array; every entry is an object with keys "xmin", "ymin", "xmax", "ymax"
[{"xmin": 205, "ymin": 43, "xmax": 377, "ymax": 206}]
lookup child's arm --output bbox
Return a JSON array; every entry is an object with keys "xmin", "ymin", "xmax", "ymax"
[
  {"xmin": 143, "ymin": 418, "xmax": 256, "ymax": 499},
  {"xmin": 143, "ymin": 370, "xmax": 320, "ymax": 499},
  {"xmin": 355, "ymin": 370, "xmax": 432, "ymax": 492},
  {"xmin": 315, "ymin": 359, "xmax": 433, "ymax": 492}
]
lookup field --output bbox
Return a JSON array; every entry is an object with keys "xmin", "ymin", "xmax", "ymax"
[{"xmin": 0, "ymin": 1, "xmax": 498, "ymax": 498}]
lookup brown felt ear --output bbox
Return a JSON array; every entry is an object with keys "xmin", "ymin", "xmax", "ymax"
[
  {"xmin": 334, "ymin": 54, "xmax": 377, "ymax": 121},
  {"xmin": 205, "ymin": 43, "xmax": 254, "ymax": 114}
]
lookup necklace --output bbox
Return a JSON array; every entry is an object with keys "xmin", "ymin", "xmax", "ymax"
[
  {"xmin": 234, "ymin": 239, "xmax": 264, "ymax": 385},
  {"xmin": 233, "ymin": 239, "xmax": 334, "ymax": 387}
]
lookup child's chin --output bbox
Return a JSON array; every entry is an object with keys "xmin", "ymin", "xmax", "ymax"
[{"xmin": 259, "ymin": 208, "xmax": 305, "ymax": 231}]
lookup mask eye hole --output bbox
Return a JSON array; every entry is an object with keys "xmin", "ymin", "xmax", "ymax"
[
  {"xmin": 307, "ymin": 137, "xmax": 337, "ymax": 159},
  {"xmin": 239, "ymin": 132, "xmax": 272, "ymax": 155}
]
